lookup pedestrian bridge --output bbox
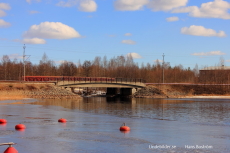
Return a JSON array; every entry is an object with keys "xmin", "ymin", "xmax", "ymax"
[
  {"xmin": 24, "ymin": 76, "xmax": 146, "ymax": 96},
  {"xmin": 56, "ymin": 78, "xmax": 145, "ymax": 88},
  {"xmin": 56, "ymin": 77, "xmax": 146, "ymax": 96}
]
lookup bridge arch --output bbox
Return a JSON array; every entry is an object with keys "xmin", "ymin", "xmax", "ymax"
[
  {"xmin": 24, "ymin": 76, "xmax": 146, "ymax": 96},
  {"xmin": 56, "ymin": 77, "xmax": 145, "ymax": 96}
]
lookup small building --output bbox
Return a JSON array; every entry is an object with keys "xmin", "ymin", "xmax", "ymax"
[{"xmin": 199, "ymin": 66, "xmax": 230, "ymax": 84}]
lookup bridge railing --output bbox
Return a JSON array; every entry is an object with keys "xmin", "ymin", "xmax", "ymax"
[
  {"xmin": 23, "ymin": 76, "xmax": 145, "ymax": 84},
  {"xmin": 115, "ymin": 78, "xmax": 145, "ymax": 84}
]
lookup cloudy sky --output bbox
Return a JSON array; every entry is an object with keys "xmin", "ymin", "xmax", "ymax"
[{"xmin": 0, "ymin": 0, "xmax": 230, "ymax": 68}]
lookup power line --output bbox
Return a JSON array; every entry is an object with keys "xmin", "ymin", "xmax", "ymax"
[
  {"xmin": 0, "ymin": 45, "xmax": 227, "ymax": 59},
  {"xmin": 23, "ymin": 44, "xmax": 30, "ymax": 81},
  {"xmin": 23, "ymin": 44, "xmax": 26, "ymax": 81}
]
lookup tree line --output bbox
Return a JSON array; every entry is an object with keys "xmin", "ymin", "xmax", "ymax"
[{"xmin": 0, "ymin": 53, "xmax": 198, "ymax": 83}]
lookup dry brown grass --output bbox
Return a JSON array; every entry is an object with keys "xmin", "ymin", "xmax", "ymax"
[
  {"xmin": 0, "ymin": 82, "xmax": 81, "ymax": 100},
  {"xmin": 0, "ymin": 83, "xmax": 54, "ymax": 90},
  {"xmin": 0, "ymin": 83, "xmax": 42, "ymax": 90},
  {"xmin": 0, "ymin": 90, "xmax": 27, "ymax": 100},
  {"xmin": 0, "ymin": 83, "xmax": 38, "ymax": 100}
]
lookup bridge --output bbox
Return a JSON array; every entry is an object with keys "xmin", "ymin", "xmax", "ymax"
[{"xmin": 24, "ymin": 76, "xmax": 146, "ymax": 96}]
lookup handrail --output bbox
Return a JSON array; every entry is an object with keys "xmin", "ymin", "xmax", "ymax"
[{"xmin": 22, "ymin": 76, "xmax": 145, "ymax": 83}]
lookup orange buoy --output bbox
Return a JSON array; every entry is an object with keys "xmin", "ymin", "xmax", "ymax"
[
  {"xmin": 0, "ymin": 122, "xmax": 7, "ymax": 127},
  {"xmin": 120, "ymin": 123, "xmax": 130, "ymax": 131},
  {"xmin": 4, "ymin": 146, "xmax": 18, "ymax": 153},
  {"xmin": 0, "ymin": 142, "xmax": 18, "ymax": 153},
  {"xmin": 15, "ymin": 124, "xmax": 26, "ymax": 130},
  {"xmin": 120, "ymin": 130, "xmax": 130, "ymax": 134},
  {"xmin": 0, "ymin": 119, "xmax": 7, "ymax": 123},
  {"xmin": 58, "ymin": 118, "xmax": 67, "ymax": 123}
]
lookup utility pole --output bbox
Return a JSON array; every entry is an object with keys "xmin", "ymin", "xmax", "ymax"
[
  {"xmin": 23, "ymin": 44, "xmax": 30, "ymax": 81},
  {"xmin": 162, "ymin": 53, "xmax": 165, "ymax": 84},
  {"xmin": 23, "ymin": 44, "xmax": 26, "ymax": 81}
]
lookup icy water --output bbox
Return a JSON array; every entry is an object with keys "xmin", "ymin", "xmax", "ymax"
[{"xmin": 0, "ymin": 97, "xmax": 230, "ymax": 153}]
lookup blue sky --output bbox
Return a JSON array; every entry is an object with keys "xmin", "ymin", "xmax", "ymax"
[{"xmin": 0, "ymin": 0, "xmax": 230, "ymax": 69}]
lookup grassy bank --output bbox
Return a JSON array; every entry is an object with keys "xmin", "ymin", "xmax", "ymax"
[{"xmin": 0, "ymin": 82, "xmax": 81, "ymax": 100}]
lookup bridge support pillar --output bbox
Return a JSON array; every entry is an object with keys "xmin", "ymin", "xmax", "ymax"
[
  {"xmin": 106, "ymin": 88, "xmax": 118, "ymax": 95},
  {"xmin": 120, "ymin": 88, "xmax": 134, "ymax": 96}
]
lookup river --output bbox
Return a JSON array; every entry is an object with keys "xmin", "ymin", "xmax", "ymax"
[{"xmin": 0, "ymin": 97, "xmax": 230, "ymax": 153}]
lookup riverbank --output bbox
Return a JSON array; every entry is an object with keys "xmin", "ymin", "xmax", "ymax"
[
  {"xmin": 0, "ymin": 82, "xmax": 81, "ymax": 100},
  {"xmin": 1, "ymin": 82, "xmax": 230, "ymax": 100},
  {"xmin": 133, "ymin": 84, "xmax": 230, "ymax": 99}
]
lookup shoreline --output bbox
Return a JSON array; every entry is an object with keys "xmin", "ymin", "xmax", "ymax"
[
  {"xmin": 0, "ymin": 83, "xmax": 81, "ymax": 100},
  {"xmin": 183, "ymin": 95, "xmax": 230, "ymax": 99},
  {"xmin": 133, "ymin": 85, "xmax": 230, "ymax": 99},
  {"xmin": 1, "ymin": 82, "xmax": 230, "ymax": 100}
]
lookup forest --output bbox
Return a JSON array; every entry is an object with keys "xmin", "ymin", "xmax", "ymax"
[{"xmin": 0, "ymin": 53, "xmax": 198, "ymax": 83}]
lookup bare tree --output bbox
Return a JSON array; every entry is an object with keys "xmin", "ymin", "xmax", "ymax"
[
  {"xmin": 82, "ymin": 60, "xmax": 92, "ymax": 77},
  {"xmin": 218, "ymin": 56, "xmax": 225, "ymax": 68}
]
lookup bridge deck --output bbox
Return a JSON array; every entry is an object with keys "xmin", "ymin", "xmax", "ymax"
[
  {"xmin": 57, "ymin": 80, "xmax": 146, "ymax": 88},
  {"xmin": 23, "ymin": 76, "xmax": 146, "ymax": 88}
]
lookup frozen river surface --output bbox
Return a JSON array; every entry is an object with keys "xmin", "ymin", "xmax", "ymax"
[{"xmin": 0, "ymin": 97, "xmax": 230, "ymax": 153}]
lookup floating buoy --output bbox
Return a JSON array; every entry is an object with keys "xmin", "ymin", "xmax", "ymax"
[
  {"xmin": 120, "ymin": 130, "xmax": 130, "ymax": 134},
  {"xmin": 120, "ymin": 123, "xmax": 130, "ymax": 131},
  {"xmin": 0, "ymin": 122, "xmax": 7, "ymax": 127},
  {"xmin": 4, "ymin": 146, "xmax": 18, "ymax": 153},
  {"xmin": 0, "ymin": 119, "xmax": 7, "ymax": 123},
  {"xmin": 0, "ymin": 142, "xmax": 18, "ymax": 153},
  {"xmin": 15, "ymin": 124, "xmax": 26, "ymax": 130},
  {"xmin": 58, "ymin": 118, "xmax": 67, "ymax": 123}
]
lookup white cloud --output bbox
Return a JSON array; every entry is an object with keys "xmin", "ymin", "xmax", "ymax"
[
  {"xmin": 22, "ymin": 38, "xmax": 46, "ymax": 44},
  {"xmin": 8, "ymin": 54, "xmax": 23, "ymax": 59},
  {"xmin": 147, "ymin": 0, "xmax": 188, "ymax": 11},
  {"xmin": 122, "ymin": 40, "xmax": 136, "ymax": 45},
  {"xmin": 57, "ymin": 0, "xmax": 97, "ymax": 12},
  {"xmin": 127, "ymin": 53, "xmax": 142, "ymax": 58},
  {"xmin": 23, "ymin": 22, "xmax": 81, "ymax": 39},
  {"xmin": 29, "ymin": 10, "xmax": 40, "ymax": 14},
  {"xmin": 55, "ymin": 60, "xmax": 66, "ymax": 64},
  {"xmin": 166, "ymin": 16, "xmax": 179, "ymax": 22},
  {"xmin": 172, "ymin": 0, "xmax": 230, "ymax": 19},
  {"xmin": 154, "ymin": 59, "xmax": 163, "ymax": 63},
  {"xmin": 226, "ymin": 59, "xmax": 230, "ymax": 62},
  {"xmin": 13, "ymin": 39, "xmax": 44, "ymax": 45},
  {"xmin": 0, "ymin": 3, "xmax": 11, "ymax": 17},
  {"xmin": 181, "ymin": 25, "xmax": 227, "ymax": 37},
  {"xmin": 78, "ymin": 0, "xmax": 97, "ymax": 12},
  {"xmin": 0, "ymin": 19, "xmax": 11, "ymax": 28},
  {"xmin": 0, "ymin": 10, "xmax": 6, "ymax": 17},
  {"xmin": 0, "ymin": 3, "xmax": 11, "ymax": 10},
  {"xmin": 172, "ymin": 6, "xmax": 196, "ymax": 13},
  {"xmin": 192, "ymin": 51, "xmax": 226, "ymax": 56},
  {"xmin": 125, "ymin": 33, "xmax": 132, "ymax": 36},
  {"xmin": 26, "ymin": 0, "xmax": 41, "ymax": 4},
  {"xmin": 56, "ymin": 0, "xmax": 78, "ymax": 7},
  {"xmin": 114, "ymin": 0, "xmax": 148, "ymax": 11},
  {"xmin": 114, "ymin": 0, "xmax": 187, "ymax": 11}
]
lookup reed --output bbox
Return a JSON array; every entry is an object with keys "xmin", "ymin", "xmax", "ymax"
[
  {"xmin": 0, "ymin": 83, "xmax": 37, "ymax": 100},
  {"xmin": 0, "ymin": 90, "xmax": 27, "ymax": 100}
]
